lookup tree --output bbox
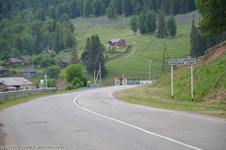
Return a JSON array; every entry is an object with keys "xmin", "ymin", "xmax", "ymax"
[
  {"xmin": 83, "ymin": 0, "xmax": 92, "ymax": 17},
  {"xmin": 166, "ymin": 15, "xmax": 177, "ymax": 37},
  {"xmin": 83, "ymin": 35, "xmax": 107, "ymax": 77},
  {"xmin": 138, "ymin": 12, "xmax": 146, "ymax": 35},
  {"xmin": 195, "ymin": 0, "xmax": 226, "ymax": 36},
  {"xmin": 54, "ymin": 24, "xmax": 60, "ymax": 54},
  {"xmin": 129, "ymin": 15, "xmax": 138, "ymax": 35},
  {"xmin": 190, "ymin": 15, "xmax": 197, "ymax": 55},
  {"xmin": 70, "ymin": 46, "xmax": 78, "ymax": 64},
  {"xmin": 33, "ymin": 23, "xmax": 42, "ymax": 54},
  {"xmin": 106, "ymin": 0, "xmax": 115, "ymax": 19},
  {"xmin": 145, "ymin": 10, "xmax": 157, "ymax": 34},
  {"xmin": 47, "ymin": 65, "xmax": 61, "ymax": 79},
  {"xmin": 65, "ymin": 64, "xmax": 87, "ymax": 89},
  {"xmin": 156, "ymin": 3, "xmax": 168, "ymax": 38},
  {"xmin": 93, "ymin": 0, "xmax": 104, "ymax": 17}
]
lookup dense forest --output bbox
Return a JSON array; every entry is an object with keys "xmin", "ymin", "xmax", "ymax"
[{"xmin": 0, "ymin": 0, "xmax": 197, "ymax": 62}]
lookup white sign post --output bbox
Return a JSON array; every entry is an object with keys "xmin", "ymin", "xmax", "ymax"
[{"xmin": 168, "ymin": 58, "xmax": 196, "ymax": 101}]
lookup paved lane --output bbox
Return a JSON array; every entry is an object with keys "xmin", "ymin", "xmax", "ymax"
[{"xmin": 1, "ymin": 86, "xmax": 226, "ymax": 150}]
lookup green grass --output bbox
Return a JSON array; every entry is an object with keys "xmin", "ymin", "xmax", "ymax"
[
  {"xmin": 72, "ymin": 11, "xmax": 201, "ymax": 85},
  {"xmin": 0, "ymin": 94, "xmax": 54, "ymax": 109},
  {"xmin": 115, "ymin": 52, "xmax": 226, "ymax": 117}
]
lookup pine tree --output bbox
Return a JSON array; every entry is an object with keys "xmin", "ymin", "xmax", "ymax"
[
  {"xmin": 129, "ymin": 15, "xmax": 138, "ymax": 35},
  {"xmin": 190, "ymin": 15, "xmax": 197, "ymax": 55},
  {"xmin": 54, "ymin": 24, "xmax": 60, "ymax": 54},
  {"xmin": 138, "ymin": 12, "xmax": 146, "ymax": 35},
  {"xmin": 145, "ymin": 10, "xmax": 157, "ymax": 34},
  {"xmin": 84, "ymin": 35, "xmax": 107, "ymax": 77},
  {"xmin": 33, "ymin": 23, "xmax": 42, "ymax": 54},
  {"xmin": 156, "ymin": 3, "xmax": 167, "ymax": 38},
  {"xmin": 70, "ymin": 46, "xmax": 78, "ymax": 64},
  {"xmin": 166, "ymin": 15, "xmax": 177, "ymax": 37}
]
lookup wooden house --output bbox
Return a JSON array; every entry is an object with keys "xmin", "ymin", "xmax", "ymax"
[
  {"xmin": 109, "ymin": 39, "xmax": 126, "ymax": 48},
  {"xmin": 22, "ymin": 68, "xmax": 37, "ymax": 77},
  {"xmin": 58, "ymin": 57, "xmax": 71, "ymax": 68},
  {"xmin": 0, "ymin": 66, "xmax": 9, "ymax": 77},
  {"xmin": 5, "ymin": 58, "xmax": 22, "ymax": 68},
  {"xmin": 0, "ymin": 77, "xmax": 36, "ymax": 90},
  {"xmin": 20, "ymin": 55, "xmax": 30, "ymax": 65}
]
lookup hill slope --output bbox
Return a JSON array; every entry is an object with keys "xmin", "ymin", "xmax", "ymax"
[
  {"xmin": 115, "ymin": 43, "xmax": 226, "ymax": 117},
  {"xmin": 72, "ymin": 11, "xmax": 200, "ymax": 85}
]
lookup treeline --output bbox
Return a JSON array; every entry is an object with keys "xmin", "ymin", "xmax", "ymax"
[
  {"xmin": 190, "ymin": 16, "xmax": 226, "ymax": 57},
  {"xmin": 0, "ymin": 0, "xmax": 196, "ymax": 61},
  {"xmin": 130, "ymin": 4, "xmax": 176, "ymax": 38},
  {"xmin": 0, "ymin": 0, "xmax": 196, "ymax": 20}
]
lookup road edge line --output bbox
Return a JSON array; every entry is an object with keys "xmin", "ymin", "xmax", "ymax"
[{"xmin": 73, "ymin": 92, "xmax": 202, "ymax": 150}]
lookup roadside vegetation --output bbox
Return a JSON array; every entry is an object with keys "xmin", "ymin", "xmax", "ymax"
[{"xmin": 115, "ymin": 44, "xmax": 226, "ymax": 117}]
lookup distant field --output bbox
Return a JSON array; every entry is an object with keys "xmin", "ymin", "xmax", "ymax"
[{"xmin": 72, "ymin": 11, "xmax": 200, "ymax": 85}]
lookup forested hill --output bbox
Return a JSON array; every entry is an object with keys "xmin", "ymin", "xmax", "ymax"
[{"xmin": 0, "ymin": 0, "xmax": 196, "ymax": 61}]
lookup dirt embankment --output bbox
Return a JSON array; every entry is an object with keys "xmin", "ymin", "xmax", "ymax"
[{"xmin": 196, "ymin": 43, "xmax": 226, "ymax": 67}]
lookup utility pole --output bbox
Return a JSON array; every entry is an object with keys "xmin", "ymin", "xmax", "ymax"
[
  {"xmin": 94, "ymin": 69, "xmax": 96, "ymax": 84},
  {"xmin": 45, "ymin": 73, "xmax": 47, "ymax": 88},
  {"xmin": 99, "ymin": 62, "xmax": 101, "ymax": 85},
  {"xmin": 149, "ymin": 60, "xmax": 152, "ymax": 81},
  {"xmin": 162, "ymin": 42, "xmax": 170, "ymax": 76},
  {"xmin": 123, "ymin": 11, "xmax": 125, "ymax": 27}
]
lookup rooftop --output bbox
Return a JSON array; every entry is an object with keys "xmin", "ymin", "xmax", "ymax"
[{"xmin": 0, "ymin": 77, "xmax": 34, "ymax": 86}]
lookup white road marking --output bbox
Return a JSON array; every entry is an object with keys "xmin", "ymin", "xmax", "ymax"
[{"xmin": 73, "ymin": 92, "xmax": 202, "ymax": 150}]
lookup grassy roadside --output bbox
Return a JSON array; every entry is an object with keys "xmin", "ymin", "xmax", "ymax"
[
  {"xmin": 115, "ymin": 86, "xmax": 226, "ymax": 118},
  {"xmin": 0, "ymin": 94, "xmax": 55, "ymax": 109},
  {"xmin": 114, "ymin": 51, "xmax": 226, "ymax": 118}
]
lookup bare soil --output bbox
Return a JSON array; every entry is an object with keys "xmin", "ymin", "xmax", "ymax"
[{"xmin": 196, "ymin": 44, "xmax": 226, "ymax": 67}]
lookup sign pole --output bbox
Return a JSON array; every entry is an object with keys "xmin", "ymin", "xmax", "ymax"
[
  {"xmin": 171, "ymin": 65, "xmax": 173, "ymax": 99},
  {"xmin": 191, "ymin": 65, "xmax": 193, "ymax": 101}
]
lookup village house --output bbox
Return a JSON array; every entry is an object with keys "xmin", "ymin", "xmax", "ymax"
[
  {"xmin": 115, "ymin": 78, "xmax": 140, "ymax": 86},
  {"xmin": 5, "ymin": 58, "xmax": 22, "ymax": 68},
  {"xmin": 22, "ymin": 68, "xmax": 37, "ymax": 77},
  {"xmin": 20, "ymin": 55, "xmax": 30, "ymax": 65},
  {"xmin": 0, "ymin": 66, "xmax": 9, "ymax": 77},
  {"xmin": 109, "ymin": 39, "xmax": 126, "ymax": 48},
  {"xmin": 0, "ymin": 77, "xmax": 36, "ymax": 91},
  {"xmin": 58, "ymin": 57, "xmax": 71, "ymax": 68}
]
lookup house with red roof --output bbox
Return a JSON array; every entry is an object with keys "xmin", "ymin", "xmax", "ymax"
[{"xmin": 109, "ymin": 39, "xmax": 126, "ymax": 48}]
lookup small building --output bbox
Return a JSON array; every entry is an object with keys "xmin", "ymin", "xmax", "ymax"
[
  {"xmin": 20, "ymin": 55, "xmax": 30, "ymax": 65},
  {"xmin": 140, "ymin": 80, "xmax": 154, "ymax": 85},
  {"xmin": 22, "ymin": 68, "xmax": 37, "ymax": 77},
  {"xmin": 5, "ymin": 58, "xmax": 22, "ymax": 68},
  {"xmin": 58, "ymin": 57, "xmax": 71, "ymax": 68},
  {"xmin": 115, "ymin": 78, "xmax": 140, "ymax": 86},
  {"xmin": 109, "ymin": 39, "xmax": 126, "ymax": 48},
  {"xmin": 0, "ymin": 66, "xmax": 9, "ymax": 77},
  {"xmin": 0, "ymin": 77, "xmax": 36, "ymax": 90}
]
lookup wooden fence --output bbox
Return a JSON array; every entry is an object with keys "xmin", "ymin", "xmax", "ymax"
[{"xmin": 0, "ymin": 88, "xmax": 57, "ymax": 102}]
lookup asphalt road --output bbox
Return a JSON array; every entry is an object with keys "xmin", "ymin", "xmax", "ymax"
[{"xmin": 0, "ymin": 86, "xmax": 226, "ymax": 150}]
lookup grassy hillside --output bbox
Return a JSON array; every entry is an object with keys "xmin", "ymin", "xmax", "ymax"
[
  {"xmin": 72, "ymin": 11, "xmax": 200, "ymax": 85},
  {"xmin": 115, "ymin": 44, "xmax": 226, "ymax": 117}
]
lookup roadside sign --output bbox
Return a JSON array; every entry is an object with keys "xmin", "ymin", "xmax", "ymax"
[
  {"xmin": 168, "ymin": 58, "xmax": 196, "ymax": 101},
  {"xmin": 168, "ymin": 58, "xmax": 196, "ymax": 66}
]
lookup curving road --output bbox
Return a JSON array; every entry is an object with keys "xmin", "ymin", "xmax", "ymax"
[{"xmin": 0, "ymin": 86, "xmax": 226, "ymax": 150}]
